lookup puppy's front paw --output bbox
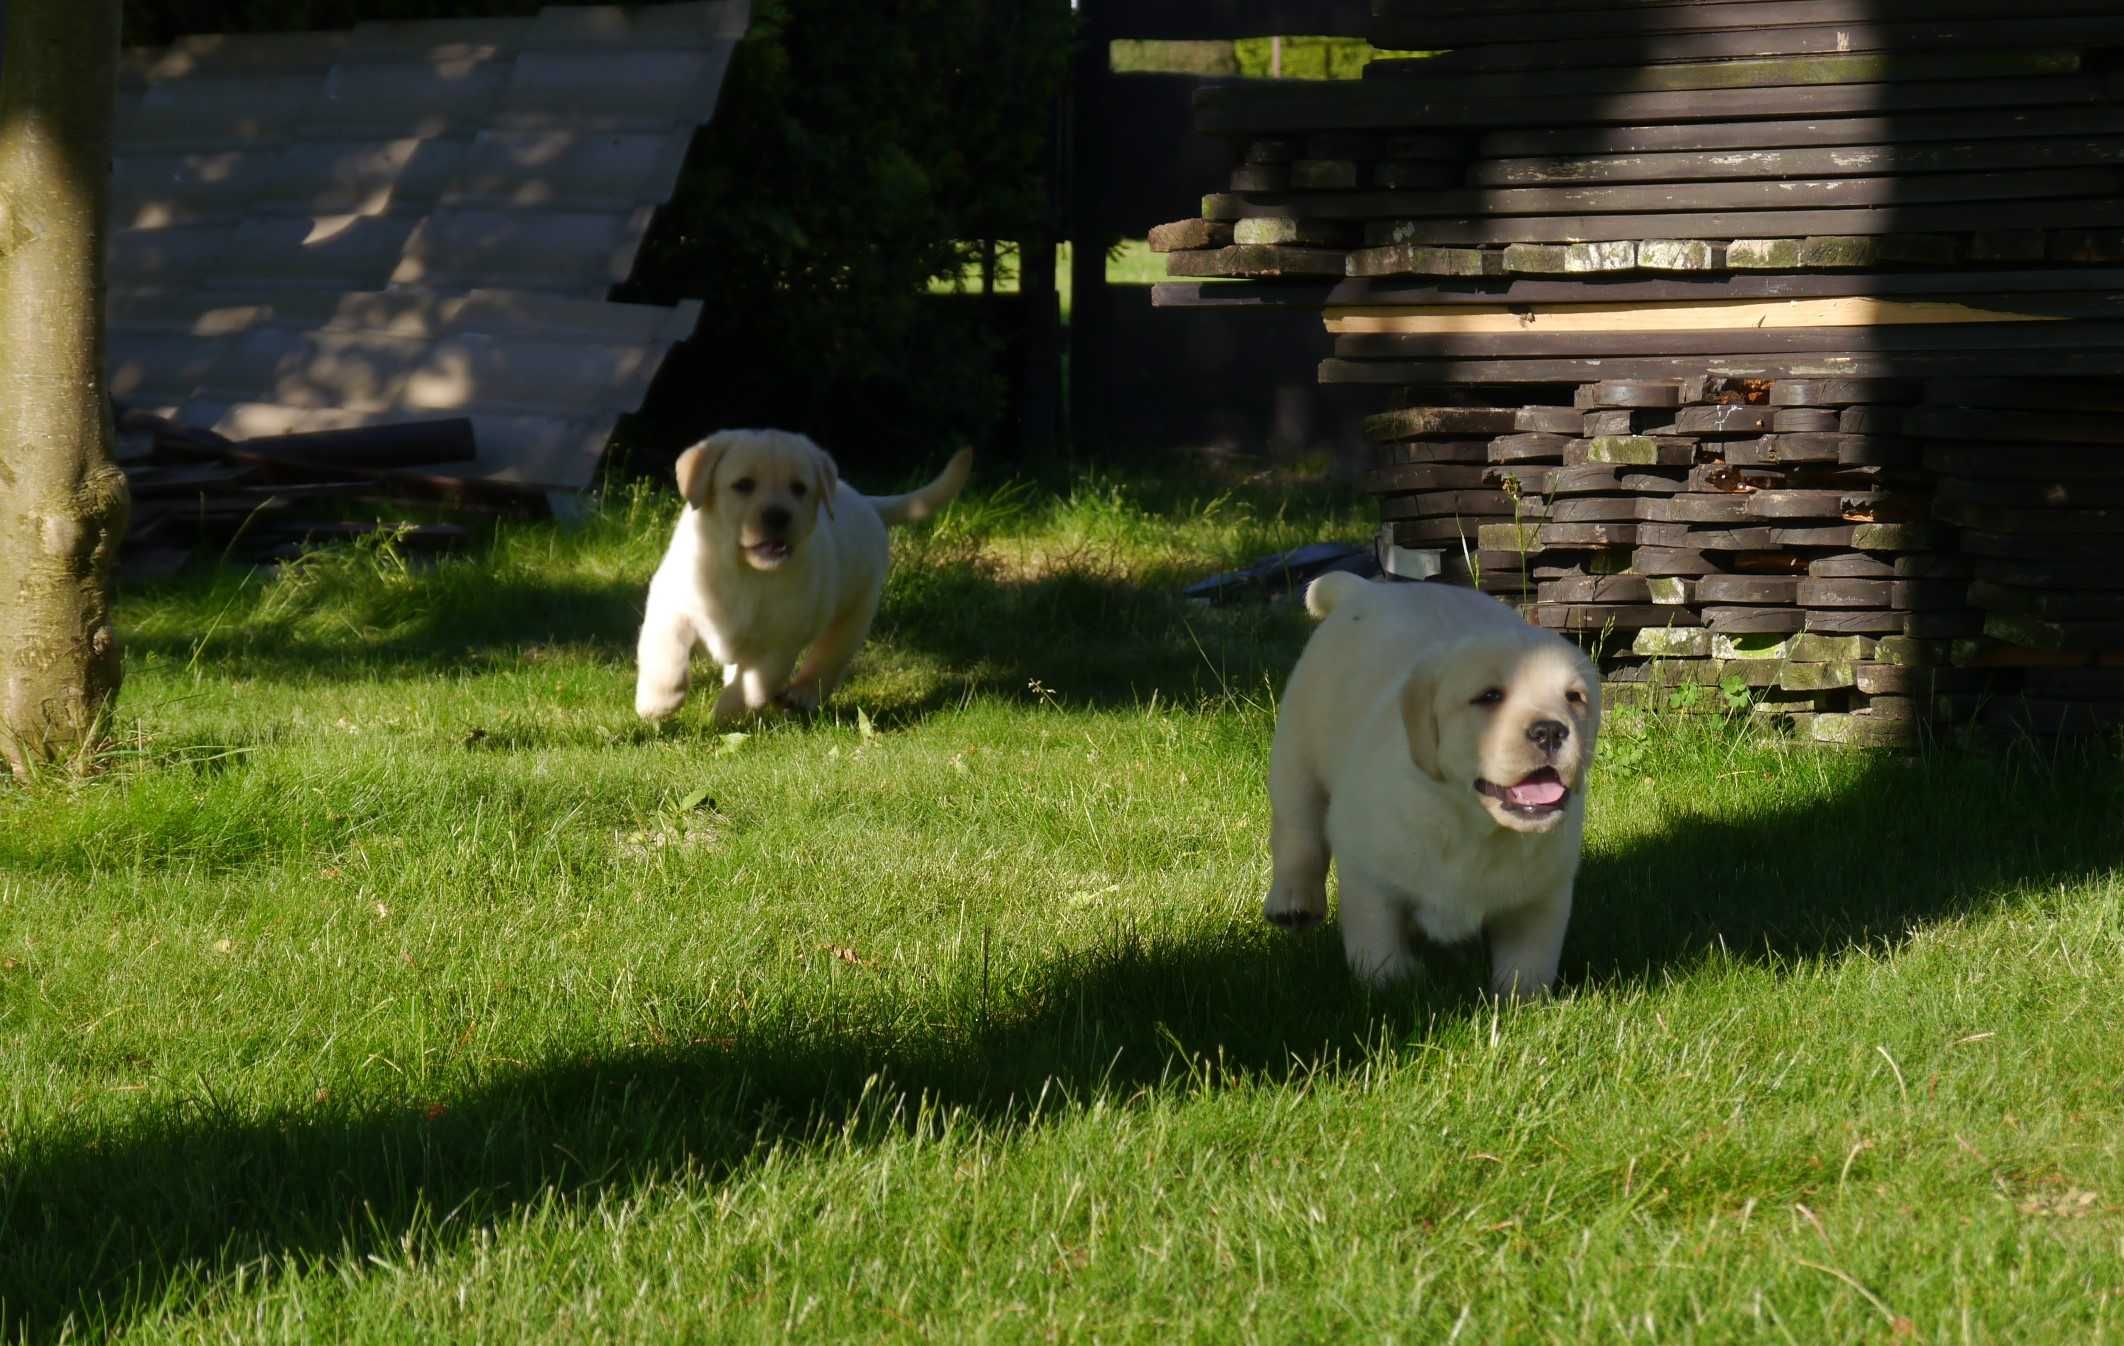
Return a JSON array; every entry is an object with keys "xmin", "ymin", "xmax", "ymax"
[
  {"xmin": 1263, "ymin": 877, "xmax": 1327, "ymax": 931},
  {"xmin": 635, "ymin": 685, "xmax": 687, "ymax": 722},
  {"xmin": 1350, "ymin": 947, "xmax": 1421, "ymax": 989},
  {"xmin": 776, "ymin": 681, "xmax": 821, "ymax": 715}
]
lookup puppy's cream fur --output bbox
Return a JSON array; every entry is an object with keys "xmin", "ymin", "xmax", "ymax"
[
  {"xmin": 1265, "ymin": 574, "xmax": 1600, "ymax": 998},
  {"xmin": 635, "ymin": 429, "xmax": 970, "ymax": 725}
]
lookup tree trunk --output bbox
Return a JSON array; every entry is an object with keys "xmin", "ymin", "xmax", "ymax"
[{"xmin": 0, "ymin": 0, "xmax": 129, "ymax": 778}]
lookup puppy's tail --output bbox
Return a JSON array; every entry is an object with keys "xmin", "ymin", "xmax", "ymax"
[
  {"xmin": 1304, "ymin": 570, "xmax": 1369, "ymax": 619},
  {"xmin": 870, "ymin": 448, "xmax": 973, "ymax": 527}
]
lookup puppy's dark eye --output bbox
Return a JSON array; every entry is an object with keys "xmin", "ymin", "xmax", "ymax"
[
  {"xmin": 790, "ymin": 481, "xmax": 807, "ymax": 496},
  {"xmin": 1472, "ymin": 687, "xmax": 1504, "ymax": 707},
  {"xmin": 731, "ymin": 477, "xmax": 755, "ymax": 495},
  {"xmin": 1566, "ymin": 688, "xmax": 1588, "ymax": 707}
]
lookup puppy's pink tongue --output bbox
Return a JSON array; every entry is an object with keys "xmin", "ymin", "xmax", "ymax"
[{"xmin": 1506, "ymin": 773, "xmax": 1567, "ymax": 807}]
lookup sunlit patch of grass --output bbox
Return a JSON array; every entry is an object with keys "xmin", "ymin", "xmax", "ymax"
[{"xmin": 4, "ymin": 469, "xmax": 2120, "ymax": 1342}]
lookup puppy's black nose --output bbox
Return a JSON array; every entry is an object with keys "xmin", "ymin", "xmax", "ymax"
[
  {"xmin": 1527, "ymin": 719, "xmax": 1569, "ymax": 754},
  {"xmin": 760, "ymin": 505, "xmax": 792, "ymax": 532}
]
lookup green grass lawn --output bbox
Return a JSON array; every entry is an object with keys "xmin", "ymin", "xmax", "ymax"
[{"xmin": 4, "ymin": 469, "xmax": 2122, "ymax": 1342}]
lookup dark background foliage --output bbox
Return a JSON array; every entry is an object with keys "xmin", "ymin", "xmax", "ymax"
[{"xmin": 121, "ymin": 0, "xmax": 1075, "ymax": 477}]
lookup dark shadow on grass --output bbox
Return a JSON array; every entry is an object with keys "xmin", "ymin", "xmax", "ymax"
[
  {"xmin": 5, "ymin": 734, "xmax": 2122, "ymax": 1341},
  {"xmin": 1565, "ymin": 731, "xmax": 2124, "ymax": 986}
]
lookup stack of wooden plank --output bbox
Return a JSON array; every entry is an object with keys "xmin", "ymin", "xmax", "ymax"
[
  {"xmin": 1151, "ymin": 0, "xmax": 2124, "ymax": 740},
  {"xmin": 114, "ymin": 413, "xmax": 519, "ymax": 582},
  {"xmin": 1363, "ymin": 374, "xmax": 1974, "ymax": 746}
]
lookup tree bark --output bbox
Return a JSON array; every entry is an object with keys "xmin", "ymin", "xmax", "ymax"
[{"xmin": 0, "ymin": 0, "xmax": 129, "ymax": 778}]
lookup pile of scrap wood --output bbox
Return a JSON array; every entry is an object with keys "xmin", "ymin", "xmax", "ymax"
[
  {"xmin": 113, "ymin": 410, "xmax": 539, "ymax": 582},
  {"xmin": 1151, "ymin": 0, "xmax": 2124, "ymax": 741}
]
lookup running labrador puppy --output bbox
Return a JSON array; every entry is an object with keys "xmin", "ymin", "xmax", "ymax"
[
  {"xmin": 635, "ymin": 429, "xmax": 971, "ymax": 725},
  {"xmin": 1264, "ymin": 573, "xmax": 1600, "ymax": 998}
]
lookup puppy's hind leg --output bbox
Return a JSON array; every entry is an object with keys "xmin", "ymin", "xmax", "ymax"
[
  {"xmin": 1263, "ymin": 736, "xmax": 1330, "ymax": 930},
  {"xmin": 635, "ymin": 606, "xmax": 698, "ymax": 721},
  {"xmin": 780, "ymin": 592, "xmax": 881, "ymax": 714}
]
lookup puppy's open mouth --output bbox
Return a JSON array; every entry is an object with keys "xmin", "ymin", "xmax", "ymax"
[
  {"xmin": 745, "ymin": 540, "xmax": 792, "ymax": 565},
  {"xmin": 1475, "ymin": 767, "xmax": 1571, "ymax": 819}
]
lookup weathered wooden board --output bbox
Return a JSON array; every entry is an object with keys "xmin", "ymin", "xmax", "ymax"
[
  {"xmin": 1770, "ymin": 409, "xmax": 1840, "ymax": 432},
  {"xmin": 1148, "ymin": 219, "xmax": 1235, "ymax": 252},
  {"xmin": 1371, "ymin": 0, "xmax": 2119, "ymax": 48},
  {"xmin": 1933, "ymin": 500, "xmax": 2124, "ymax": 533},
  {"xmin": 1191, "ymin": 74, "xmax": 2105, "ymax": 136},
  {"xmin": 1697, "ymin": 574, "xmax": 1800, "ymax": 604},
  {"xmin": 1231, "ymin": 217, "xmax": 1362, "ymax": 247},
  {"xmin": 1362, "ymin": 463, "xmax": 1503, "ymax": 493},
  {"xmin": 1150, "ymin": 281, "xmax": 1339, "ymax": 310},
  {"xmin": 1516, "ymin": 406, "xmax": 1587, "ymax": 433},
  {"xmin": 1352, "ymin": 170, "xmax": 2123, "ymax": 225},
  {"xmin": 1806, "ymin": 609, "xmax": 1906, "ymax": 634},
  {"xmin": 1744, "ymin": 487, "xmax": 1904, "ymax": 518},
  {"xmin": 1540, "ymin": 522, "xmax": 1645, "ymax": 547},
  {"xmin": 1771, "ymin": 379, "xmax": 1922, "ymax": 406},
  {"xmin": 1332, "ymin": 324, "xmax": 2124, "ymax": 359},
  {"xmin": 1380, "ymin": 489, "xmax": 1544, "ymax": 520},
  {"xmin": 1549, "ymin": 496, "xmax": 1651, "ymax": 522},
  {"xmin": 1322, "ymin": 296, "xmax": 2097, "ymax": 336},
  {"xmin": 1474, "ymin": 133, "xmax": 2124, "ymax": 188},
  {"xmin": 1546, "ymin": 465, "xmax": 1689, "ymax": 495},
  {"xmin": 1335, "ymin": 197, "xmax": 2124, "ymax": 248},
  {"xmin": 1543, "ymin": 575, "xmax": 1655, "ymax": 604},
  {"xmin": 1973, "ymin": 558, "xmax": 2124, "ymax": 591},
  {"xmin": 1809, "ymin": 552, "xmax": 1897, "ymax": 578},
  {"xmin": 1921, "ymin": 376, "xmax": 2124, "ymax": 411},
  {"xmin": 1961, "ymin": 530, "xmax": 2122, "ymax": 561},
  {"xmin": 1321, "ymin": 267, "xmax": 2124, "ymax": 309},
  {"xmin": 1405, "ymin": 18, "xmax": 2124, "ymax": 78},
  {"xmin": 1478, "ymin": 104, "xmax": 2124, "ymax": 159},
  {"xmin": 1535, "ymin": 603, "xmax": 1696, "ymax": 631},
  {"xmin": 1797, "ymin": 578, "xmax": 1893, "ymax": 608},
  {"xmin": 1924, "ymin": 447, "xmax": 2113, "ymax": 480},
  {"xmin": 1363, "ymin": 406, "xmax": 1524, "ymax": 439},
  {"xmin": 1934, "ymin": 476, "xmax": 2124, "ymax": 507},
  {"xmin": 1563, "ymin": 435, "xmax": 1696, "ymax": 466},
  {"xmin": 1320, "ymin": 350, "xmax": 2124, "ymax": 384},
  {"xmin": 1491, "ymin": 433, "xmax": 1579, "ymax": 462},
  {"xmin": 1906, "ymin": 406, "xmax": 2124, "ymax": 444},
  {"xmin": 1629, "ymin": 547, "xmax": 1721, "ymax": 575},
  {"xmin": 1650, "ymin": 493, "xmax": 1751, "ymax": 523},
  {"xmin": 1346, "ymin": 244, "xmax": 1503, "ymax": 279},
  {"xmin": 1381, "ymin": 439, "xmax": 1496, "ymax": 465},
  {"xmin": 1164, "ymin": 245, "xmax": 1348, "ymax": 278},
  {"xmin": 1675, "ymin": 404, "xmax": 1776, "ymax": 434},
  {"xmin": 1361, "ymin": 50, "xmax": 2081, "ymax": 100},
  {"xmin": 1705, "ymin": 605, "xmax": 1806, "ymax": 633}
]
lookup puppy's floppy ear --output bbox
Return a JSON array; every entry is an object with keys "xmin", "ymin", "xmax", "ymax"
[
  {"xmin": 674, "ymin": 434, "xmax": 728, "ymax": 508},
  {"xmin": 1399, "ymin": 666, "xmax": 1445, "ymax": 781},
  {"xmin": 809, "ymin": 442, "xmax": 839, "ymax": 520}
]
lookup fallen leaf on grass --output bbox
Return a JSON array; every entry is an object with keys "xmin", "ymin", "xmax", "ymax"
[{"xmin": 821, "ymin": 944, "xmax": 867, "ymax": 967}]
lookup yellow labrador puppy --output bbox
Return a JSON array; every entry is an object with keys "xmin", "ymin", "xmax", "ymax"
[
  {"xmin": 1264, "ymin": 573, "xmax": 1600, "ymax": 998},
  {"xmin": 635, "ymin": 429, "xmax": 971, "ymax": 725}
]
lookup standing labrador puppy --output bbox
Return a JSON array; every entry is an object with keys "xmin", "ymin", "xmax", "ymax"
[
  {"xmin": 635, "ymin": 429, "xmax": 971, "ymax": 725},
  {"xmin": 1264, "ymin": 573, "xmax": 1600, "ymax": 999}
]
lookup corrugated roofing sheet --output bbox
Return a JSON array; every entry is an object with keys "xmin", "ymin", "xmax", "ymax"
[{"xmin": 106, "ymin": 1, "xmax": 749, "ymax": 497}]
